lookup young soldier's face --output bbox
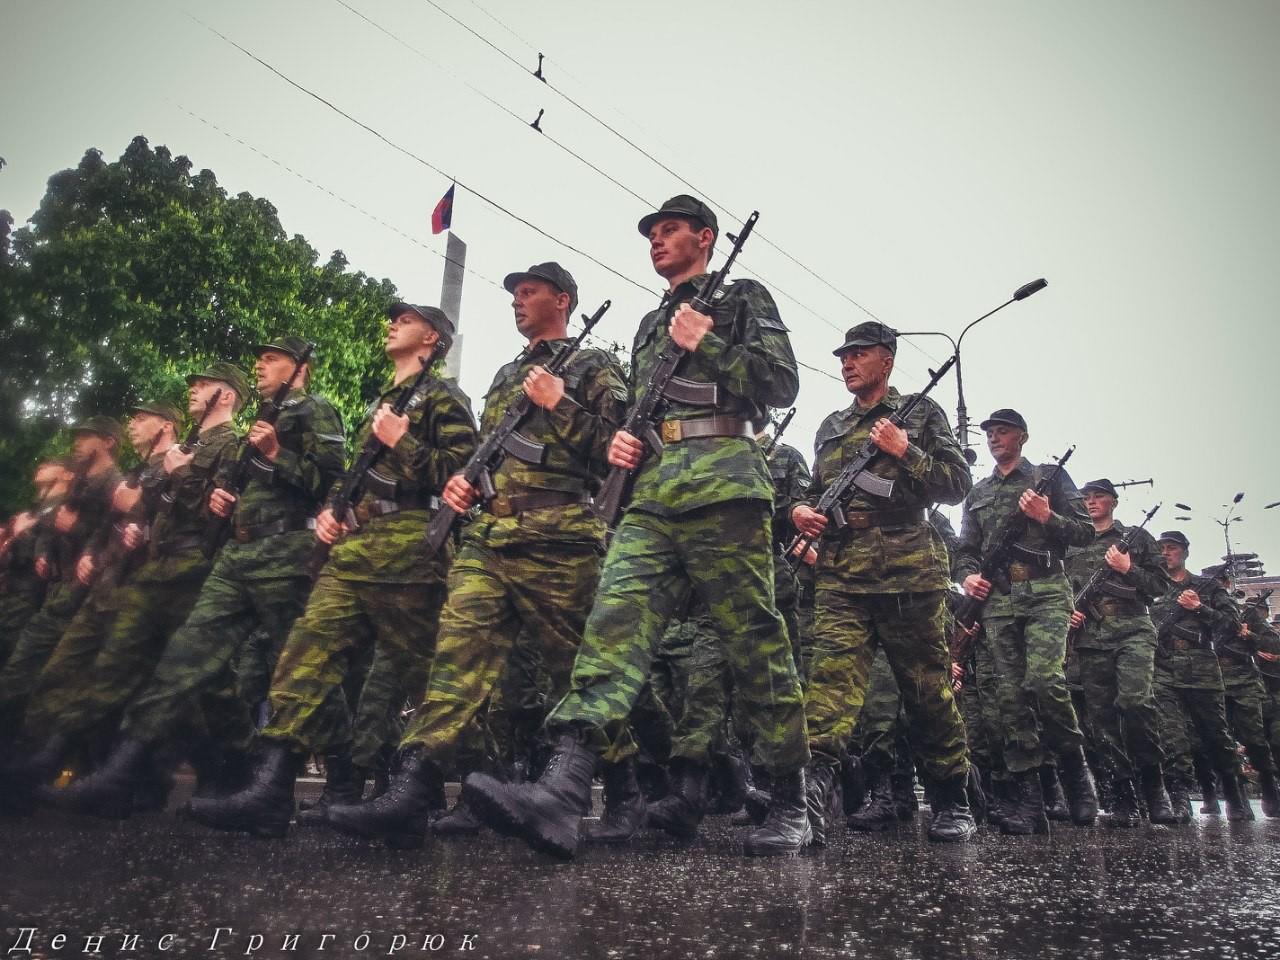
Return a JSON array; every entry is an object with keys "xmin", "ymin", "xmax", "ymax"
[
  {"xmin": 647, "ymin": 217, "xmax": 709, "ymax": 281},
  {"xmin": 72, "ymin": 432, "xmax": 111, "ymax": 464},
  {"xmin": 187, "ymin": 378, "xmax": 224, "ymax": 416},
  {"xmin": 1084, "ymin": 492, "xmax": 1117, "ymax": 522},
  {"xmin": 385, "ymin": 312, "xmax": 433, "ymax": 358},
  {"xmin": 127, "ymin": 413, "xmax": 167, "ymax": 454}
]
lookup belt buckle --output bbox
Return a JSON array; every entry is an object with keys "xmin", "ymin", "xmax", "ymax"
[
  {"xmin": 846, "ymin": 512, "xmax": 870, "ymax": 531},
  {"xmin": 661, "ymin": 420, "xmax": 682, "ymax": 444},
  {"xmin": 1009, "ymin": 561, "xmax": 1031, "ymax": 582},
  {"xmin": 234, "ymin": 528, "xmax": 251, "ymax": 544},
  {"xmin": 490, "ymin": 495, "xmax": 513, "ymax": 519}
]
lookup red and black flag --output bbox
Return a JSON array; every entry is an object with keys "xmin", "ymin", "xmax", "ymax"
[{"xmin": 431, "ymin": 183, "xmax": 455, "ymax": 235}]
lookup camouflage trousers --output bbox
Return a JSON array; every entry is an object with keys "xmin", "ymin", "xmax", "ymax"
[
  {"xmin": 1263, "ymin": 678, "xmax": 1280, "ymax": 761},
  {"xmin": 1075, "ymin": 618, "xmax": 1164, "ymax": 779},
  {"xmin": 964, "ymin": 640, "xmax": 1007, "ymax": 781},
  {"xmin": 850, "ymin": 646, "xmax": 911, "ymax": 777},
  {"xmin": 121, "ymin": 537, "xmax": 315, "ymax": 751},
  {"xmin": 403, "ymin": 537, "xmax": 601, "ymax": 773},
  {"xmin": 0, "ymin": 586, "xmax": 84, "ymax": 739},
  {"xmin": 658, "ymin": 612, "xmax": 738, "ymax": 767},
  {"xmin": 1154, "ymin": 655, "xmax": 1239, "ymax": 781},
  {"xmin": 0, "ymin": 592, "xmax": 44, "ymax": 670},
  {"xmin": 805, "ymin": 586, "xmax": 967, "ymax": 780},
  {"xmin": 1224, "ymin": 677, "xmax": 1277, "ymax": 775},
  {"xmin": 981, "ymin": 576, "xmax": 1085, "ymax": 774},
  {"xmin": 547, "ymin": 500, "xmax": 809, "ymax": 776}
]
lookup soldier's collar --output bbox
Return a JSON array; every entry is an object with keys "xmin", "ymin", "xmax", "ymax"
[{"xmin": 994, "ymin": 456, "xmax": 1035, "ymax": 480}]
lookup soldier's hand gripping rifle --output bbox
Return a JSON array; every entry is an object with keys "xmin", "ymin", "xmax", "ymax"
[
  {"xmin": 782, "ymin": 355, "xmax": 959, "ymax": 573},
  {"xmin": 761, "ymin": 407, "xmax": 796, "ymax": 459},
  {"xmin": 305, "ymin": 358, "xmax": 437, "ymax": 577},
  {"xmin": 1066, "ymin": 502, "xmax": 1161, "ymax": 642},
  {"xmin": 949, "ymin": 445, "xmax": 1075, "ymax": 661},
  {"xmin": 593, "ymin": 212, "xmax": 759, "ymax": 527},
  {"xmin": 202, "ymin": 346, "xmax": 313, "ymax": 558},
  {"xmin": 423, "ymin": 300, "xmax": 612, "ymax": 555},
  {"xmin": 1217, "ymin": 588, "xmax": 1275, "ymax": 661}
]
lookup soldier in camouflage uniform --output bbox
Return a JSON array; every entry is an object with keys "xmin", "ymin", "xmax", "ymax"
[
  {"xmin": 316, "ymin": 264, "xmax": 625, "ymax": 849},
  {"xmin": 466, "ymin": 195, "xmax": 811, "ymax": 859},
  {"xmin": 49, "ymin": 340, "xmax": 346, "ymax": 819},
  {"xmin": 1210, "ymin": 568, "xmax": 1279, "ymax": 817},
  {"xmin": 1251, "ymin": 599, "xmax": 1280, "ymax": 808},
  {"xmin": 0, "ymin": 417, "xmax": 122, "ymax": 747},
  {"xmin": 1064, "ymin": 479, "xmax": 1176, "ymax": 826},
  {"xmin": 955, "ymin": 409, "xmax": 1097, "ymax": 834},
  {"xmin": 188, "ymin": 304, "xmax": 477, "ymax": 839},
  {"xmin": 792, "ymin": 321, "xmax": 974, "ymax": 844},
  {"xmin": 1150, "ymin": 531, "xmax": 1250, "ymax": 821}
]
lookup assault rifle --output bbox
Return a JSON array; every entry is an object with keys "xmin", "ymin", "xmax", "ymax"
[
  {"xmin": 783, "ymin": 354, "xmax": 958, "ymax": 573},
  {"xmin": 306, "ymin": 358, "xmax": 436, "ymax": 577},
  {"xmin": 424, "ymin": 300, "xmax": 611, "ymax": 555},
  {"xmin": 593, "ymin": 212, "xmax": 759, "ymax": 527},
  {"xmin": 1066, "ymin": 502, "xmax": 1161, "ymax": 641},
  {"xmin": 949, "ymin": 445, "xmax": 1075, "ymax": 661},
  {"xmin": 761, "ymin": 407, "xmax": 796, "ymax": 459},
  {"xmin": 1218, "ymin": 588, "xmax": 1275, "ymax": 662},
  {"xmin": 202, "ymin": 347, "xmax": 313, "ymax": 558}
]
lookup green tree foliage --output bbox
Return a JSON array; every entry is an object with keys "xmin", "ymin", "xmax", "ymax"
[{"xmin": 0, "ymin": 136, "xmax": 399, "ymax": 513}]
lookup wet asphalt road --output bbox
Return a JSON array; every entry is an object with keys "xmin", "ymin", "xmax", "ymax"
[{"xmin": 2, "ymin": 779, "xmax": 1278, "ymax": 960}]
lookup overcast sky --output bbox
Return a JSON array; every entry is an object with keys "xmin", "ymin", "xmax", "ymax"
[{"xmin": 4, "ymin": 0, "xmax": 1278, "ymax": 570}]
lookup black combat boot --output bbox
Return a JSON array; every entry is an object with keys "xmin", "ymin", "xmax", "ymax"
[
  {"xmin": 1058, "ymin": 747, "xmax": 1099, "ymax": 825},
  {"xmin": 709, "ymin": 747, "xmax": 750, "ymax": 815},
  {"xmin": 986, "ymin": 777, "xmax": 1015, "ymax": 830},
  {"xmin": 1106, "ymin": 779, "xmax": 1141, "ymax": 828},
  {"xmin": 431, "ymin": 796, "xmax": 481, "ymax": 837},
  {"xmin": 297, "ymin": 752, "xmax": 365, "ymax": 826},
  {"xmin": 0, "ymin": 734, "xmax": 73, "ymax": 814},
  {"xmin": 1199, "ymin": 779, "xmax": 1221, "ymax": 815},
  {"xmin": 1165, "ymin": 777, "xmax": 1194, "ymax": 824},
  {"xmin": 927, "ymin": 772, "xmax": 976, "ymax": 842},
  {"xmin": 1040, "ymin": 764, "xmax": 1070, "ymax": 822},
  {"xmin": 1220, "ymin": 771, "xmax": 1255, "ymax": 822},
  {"xmin": 847, "ymin": 768, "xmax": 897, "ymax": 832},
  {"xmin": 967, "ymin": 766, "xmax": 988, "ymax": 826},
  {"xmin": 39, "ymin": 739, "xmax": 151, "ymax": 819},
  {"xmin": 1256, "ymin": 768, "xmax": 1280, "ymax": 819},
  {"xmin": 644, "ymin": 758, "xmax": 710, "ymax": 840},
  {"xmin": 583, "ymin": 756, "xmax": 645, "ymax": 844},
  {"xmin": 1002, "ymin": 768, "xmax": 1049, "ymax": 835},
  {"xmin": 804, "ymin": 761, "xmax": 838, "ymax": 847},
  {"xmin": 326, "ymin": 750, "xmax": 446, "ymax": 849},
  {"xmin": 463, "ymin": 734, "xmax": 597, "ymax": 860},
  {"xmin": 743, "ymin": 769, "xmax": 811, "ymax": 856},
  {"xmin": 731, "ymin": 768, "xmax": 772, "ymax": 826},
  {"xmin": 1138, "ymin": 765, "xmax": 1178, "ymax": 825},
  {"xmin": 185, "ymin": 745, "xmax": 303, "ymax": 838},
  {"xmin": 841, "ymin": 754, "xmax": 867, "ymax": 816},
  {"xmin": 890, "ymin": 771, "xmax": 918, "ymax": 821}
]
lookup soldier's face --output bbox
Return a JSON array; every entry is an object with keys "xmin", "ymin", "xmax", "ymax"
[
  {"xmin": 512, "ymin": 280, "xmax": 567, "ymax": 341},
  {"xmin": 648, "ymin": 217, "xmax": 710, "ymax": 281},
  {"xmin": 1160, "ymin": 542, "xmax": 1187, "ymax": 571},
  {"xmin": 256, "ymin": 350, "xmax": 298, "ymax": 394},
  {"xmin": 72, "ymin": 432, "xmax": 110, "ymax": 464},
  {"xmin": 127, "ymin": 413, "xmax": 166, "ymax": 453},
  {"xmin": 839, "ymin": 346, "xmax": 892, "ymax": 398},
  {"xmin": 187, "ymin": 378, "xmax": 223, "ymax": 416},
  {"xmin": 385, "ymin": 312, "xmax": 434, "ymax": 357},
  {"xmin": 985, "ymin": 426, "xmax": 1025, "ymax": 464},
  {"xmin": 1084, "ymin": 492, "xmax": 1117, "ymax": 521}
]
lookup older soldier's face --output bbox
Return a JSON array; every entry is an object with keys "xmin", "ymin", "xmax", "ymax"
[
  {"xmin": 1160, "ymin": 541, "xmax": 1187, "ymax": 571},
  {"xmin": 648, "ymin": 217, "xmax": 708, "ymax": 281},
  {"xmin": 839, "ymin": 346, "xmax": 892, "ymax": 398},
  {"xmin": 256, "ymin": 350, "xmax": 299, "ymax": 394},
  {"xmin": 512, "ymin": 280, "xmax": 566, "ymax": 342},
  {"xmin": 985, "ymin": 426, "xmax": 1025, "ymax": 464}
]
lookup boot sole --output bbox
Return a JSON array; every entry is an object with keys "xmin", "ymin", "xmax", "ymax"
[{"xmin": 461, "ymin": 779, "xmax": 579, "ymax": 861}]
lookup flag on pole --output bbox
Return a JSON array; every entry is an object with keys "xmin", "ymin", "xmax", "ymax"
[{"xmin": 431, "ymin": 183, "xmax": 455, "ymax": 235}]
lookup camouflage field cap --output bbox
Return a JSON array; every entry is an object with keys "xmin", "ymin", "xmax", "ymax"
[
  {"xmin": 980, "ymin": 409, "xmax": 1028, "ymax": 432},
  {"xmin": 69, "ymin": 415, "xmax": 124, "ymax": 443},
  {"xmin": 387, "ymin": 302, "xmax": 455, "ymax": 360},
  {"xmin": 255, "ymin": 335, "xmax": 315, "ymax": 364},
  {"xmin": 833, "ymin": 321, "xmax": 898, "ymax": 356},
  {"xmin": 186, "ymin": 362, "xmax": 251, "ymax": 403},
  {"xmin": 132, "ymin": 401, "xmax": 184, "ymax": 427},
  {"xmin": 503, "ymin": 262, "xmax": 579, "ymax": 315},
  {"xmin": 638, "ymin": 194, "xmax": 719, "ymax": 239},
  {"xmin": 1081, "ymin": 478, "xmax": 1118, "ymax": 498},
  {"xmin": 1156, "ymin": 530, "xmax": 1191, "ymax": 549}
]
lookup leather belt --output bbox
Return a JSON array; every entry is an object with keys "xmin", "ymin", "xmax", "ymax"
[
  {"xmin": 153, "ymin": 535, "xmax": 206, "ymax": 557},
  {"xmin": 486, "ymin": 490, "xmax": 591, "ymax": 519},
  {"xmin": 1008, "ymin": 559, "xmax": 1064, "ymax": 583},
  {"xmin": 233, "ymin": 517, "xmax": 317, "ymax": 544},
  {"xmin": 840, "ymin": 508, "xmax": 927, "ymax": 531},
  {"xmin": 660, "ymin": 416, "xmax": 752, "ymax": 444},
  {"xmin": 1094, "ymin": 598, "xmax": 1148, "ymax": 618},
  {"xmin": 353, "ymin": 495, "xmax": 441, "ymax": 524}
]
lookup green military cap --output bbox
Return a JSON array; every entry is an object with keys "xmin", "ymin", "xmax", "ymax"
[
  {"xmin": 833, "ymin": 321, "xmax": 899, "ymax": 356},
  {"xmin": 638, "ymin": 194, "xmax": 719, "ymax": 239},
  {"xmin": 1081, "ymin": 478, "xmax": 1118, "ymax": 498},
  {"xmin": 255, "ymin": 335, "xmax": 316, "ymax": 364},
  {"xmin": 131, "ymin": 400, "xmax": 184, "ymax": 427},
  {"xmin": 980, "ymin": 408, "xmax": 1028, "ymax": 432},
  {"xmin": 1156, "ymin": 530, "xmax": 1190, "ymax": 549},
  {"xmin": 387, "ymin": 302, "xmax": 455, "ymax": 360},
  {"xmin": 503, "ymin": 262, "xmax": 579, "ymax": 315},
  {"xmin": 186, "ymin": 361, "xmax": 251, "ymax": 402},
  {"xmin": 69, "ymin": 415, "xmax": 123, "ymax": 443}
]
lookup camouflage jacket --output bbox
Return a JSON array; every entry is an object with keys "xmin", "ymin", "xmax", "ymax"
[
  {"xmin": 767, "ymin": 441, "xmax": 811, "ymax": 550},
  {"xmin": 37, "ymin": 465, "xmax": 122, "ymax": 586},
  {"xmin": 466, "ymin": 339, "xmax": 626, "ymax": 550},
  {"xmin": 805, "ymin": 388, "xmax": 971, "ymax": 594},
  {"xmin": 955, "ymin": 457, "xmax": 1094, "ymax": 582},
  {"xmin": 1065, "ymin": 521, "xmax": 1169, "ymax": 646},
  {"xmin": 1215, "ymin": 594, "xmax": 1273, "ymax": 687},
  {"xmin": 1152, "ymin": 572, "xmax": 1237, "ymax": 689},
  {"xmin": 327, "ymin": 374, "xmax": 477, "ymax": 583},
  {"xmin": 219, "ymin": 390, "xmax": 346, "ymax": 532},
  {"xmin": 627, "ymin": 275, "xmax": 797, "ymax": 517},
  {"xmin": 0, "ymin": 519, "xmax": 45, "ymax": 602}
]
